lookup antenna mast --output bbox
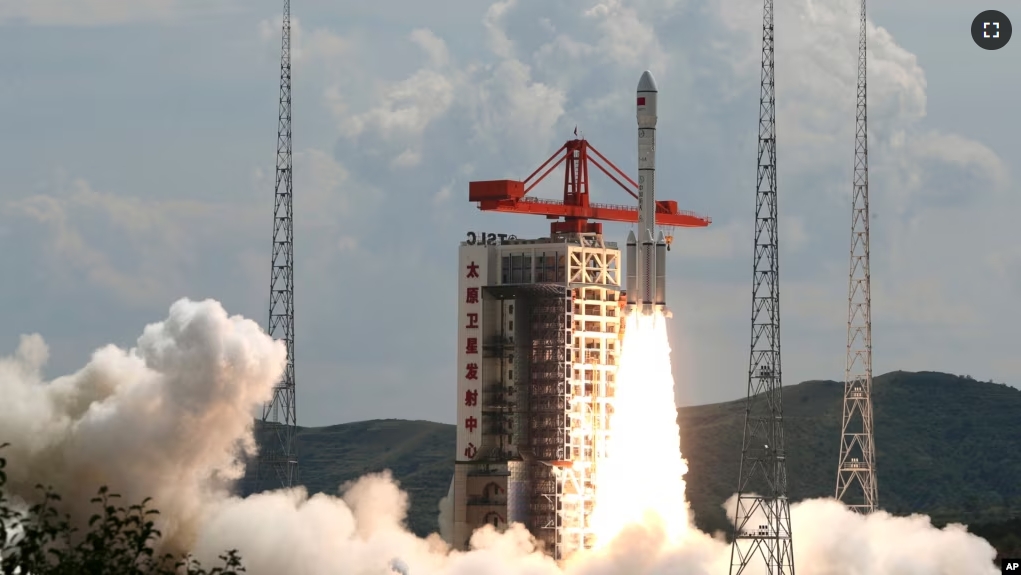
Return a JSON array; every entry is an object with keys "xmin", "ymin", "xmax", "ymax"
[
  {"xmin": 836, "ymin": 0, "xmax": 878, "ymax": 513},
  {"xmin": 255, "ymin": 0, "xmax": 298, "ymax": 491},
  {"xmin": 728, "ymin": 0, "xmax": 796, "ymax": 570}
]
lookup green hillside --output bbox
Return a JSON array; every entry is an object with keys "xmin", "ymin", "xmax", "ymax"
[
  {"xmin": 246, "ymin": 371, "xmax": 1021, "ymax": 542},
  {"xmin": 679, "ymin": 371, "xmax": 1021, "ymax": 534}
]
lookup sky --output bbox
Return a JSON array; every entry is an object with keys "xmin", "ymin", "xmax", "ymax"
[{"xmin": 0, "ymin": 0, "xmax": 1018, "ymax": 427}]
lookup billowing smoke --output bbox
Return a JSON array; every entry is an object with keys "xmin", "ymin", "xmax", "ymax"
[
  {"xmin": 0, "ymin": 298, "xmax": 286, "ymax": 551},
  {"xmin": 0, "ymin": 299, "xmax": 1001, "ymax": 574},
  {"xmin": 437, "ymin": 477, "xmax": 454, "ymax": 543}
]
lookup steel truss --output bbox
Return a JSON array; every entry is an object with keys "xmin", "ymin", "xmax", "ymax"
[
  {"xmin": 255, "ymin": 0, "xmax": 298, "ymax": 491},
  {"xmin": 836, "ymin": 0, "xmax": 878, "ymax": 514},
  {"xmin": 729, "ymin": 0, "xmax": 796, "ymax": 570}
]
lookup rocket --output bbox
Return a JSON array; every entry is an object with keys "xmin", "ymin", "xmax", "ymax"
[{"xmin": 625, "ymin": 70, "xmax": 669, "ymax": 318}]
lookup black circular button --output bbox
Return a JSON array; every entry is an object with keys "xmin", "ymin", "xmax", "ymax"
[{"xmin": 972, "ymin": 11, "xmax": 1011, "ymax": 50}]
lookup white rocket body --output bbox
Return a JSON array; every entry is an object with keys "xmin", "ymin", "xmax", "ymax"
[{"xmin": 626, "ymin": 71, "xmax": 669, "ymax": 317}]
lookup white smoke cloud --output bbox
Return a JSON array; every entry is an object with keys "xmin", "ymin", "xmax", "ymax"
[
  {"xmin": 0, "ymin": 298, "xmax": 286, "ymax": 551},
  {"xmin": 437, "ymin": 477, "xmax": 455, "ymax": 543},
  {"xmin": 0, "ymin": 299, "xmax": 1001, "ymax": 574}
]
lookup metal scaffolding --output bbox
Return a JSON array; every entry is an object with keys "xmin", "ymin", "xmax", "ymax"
[
  {"xmin": 515, "ymin": 285, "xmax": 571, "ymax": 560},
  {"xmin": 836, "ymin": 0, "xmax": 878, "ymax": 514},
  {"xmin": 254, "ymin": 0, "xmax": 298, "ymax": 492},
  {"xmin": 729, "ymin": 0, "xmax": 796, "ymax": 570}
]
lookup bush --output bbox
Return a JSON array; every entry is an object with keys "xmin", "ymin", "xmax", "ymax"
[{"xmin": 0, "ymin": 443, "xmax": 244, "ymax": 574}]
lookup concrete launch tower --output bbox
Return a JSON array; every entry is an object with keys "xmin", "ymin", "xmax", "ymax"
[
  {"xmin": 451, "ymin": 232, "xmax": 624, "ymax": 559},
  {"xmin": 449, "ymin": 72, "xmax": 710, "ymax": 560}
]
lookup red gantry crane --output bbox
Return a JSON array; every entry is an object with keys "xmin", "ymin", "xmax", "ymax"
[{"xmin": 468, "ymin": 137, "xmax": 711, "ymax": 247}]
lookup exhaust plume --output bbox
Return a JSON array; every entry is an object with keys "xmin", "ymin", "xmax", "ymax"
[{"xmin": 0, "ymin": 298, "xmax": 1001, "ymax": 574}]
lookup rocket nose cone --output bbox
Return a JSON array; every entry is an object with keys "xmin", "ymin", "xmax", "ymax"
[
  {"xmin": 638, "ymin": 70, "xmax": 658, "ymax": 92},
  {"xmin": 626, "ymin": 230, "xmax": 637, "ymax": 243},
  {"xmin": 657, "ymin": 230, "xmax": 666, "ymax": 241}
]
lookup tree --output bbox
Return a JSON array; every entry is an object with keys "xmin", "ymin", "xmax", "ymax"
[{"xmin": 0, "ymin": 444, "xmax": 245, "ymax": 574}]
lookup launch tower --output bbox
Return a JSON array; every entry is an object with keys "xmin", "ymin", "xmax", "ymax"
[
  {"xmin": 836, "ymin": 0, "xmax": 878, "ymax": 514},
  {"xmin": 452, "ymin": 232, "xmax": 623, "ymax": 559},
  {"xmin": 254, "ymin": 0, "xmax": 298, "ymax": 491},
  {"xmin": 728, "ymin": 0, "xmax": 797, "ymax": 572}
]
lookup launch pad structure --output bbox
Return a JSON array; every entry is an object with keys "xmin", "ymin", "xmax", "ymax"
[
  {"xmin": 728, "ymin": 0, "xmax": 796, "ymax": 570},
  {"xmin": 254, "ymin": 0, "xmax": 298, "ymax": 493},
  {"xmin": 835, "ymin": 0, "xmax": 879, "ymax": 515},
  {"xmin": 452, "ymin": 233, "xmax": 624, "ymax": 558},
  {"xmin": 448, "ymin": 72, "xmax": 710, "ymax": 560}
]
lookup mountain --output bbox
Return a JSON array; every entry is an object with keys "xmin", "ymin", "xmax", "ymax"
[
  {"xmin": 679, "ymin": 370, "xmax": 1021, "ymax": 534},
  {"xmin": 245, "ymin": 371, "xmax": 1021, "ymax": 541}
]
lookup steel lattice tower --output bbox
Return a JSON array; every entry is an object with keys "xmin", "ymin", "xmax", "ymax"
[
  {"xmin": 728, "ymin": 0, "xmax": 795, "ymax": 571},
  {"xmin": 255, "ymin": 0, "xmax": 298, "ymax": 491},
  {"xmin": 835, "ymin": 0, "xmax": 877, "ymax": 513}
]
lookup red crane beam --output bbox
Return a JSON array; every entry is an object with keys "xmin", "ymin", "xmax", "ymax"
[{"xmin": 468, "ymin": 138, "xmax": 711, "ymax": 235}]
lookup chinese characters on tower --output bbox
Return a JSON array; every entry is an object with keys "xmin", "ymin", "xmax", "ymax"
[{"xmin": 457, "ymin": 247, "xmax": 487, "ymax": 462}]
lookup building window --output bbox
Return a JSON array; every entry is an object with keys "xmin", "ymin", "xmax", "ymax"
[
  {"xmin": 508, "ymin": 320, "xmax": 514, "ymax": 331},
  {"xmin": 508, "ymin": 370, "xmax": 513, "ymax": 379}
]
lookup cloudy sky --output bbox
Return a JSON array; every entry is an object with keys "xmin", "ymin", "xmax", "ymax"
[{"xmin": 1, "ymin": 0, "xmax": 1017, "ymax": 427}]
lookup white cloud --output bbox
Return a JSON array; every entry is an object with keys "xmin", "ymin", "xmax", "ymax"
[
  {"xmin": 344, "ymin": 69, "xmax": 456, "ymax": 140},
  {"xmin": 483, "ymin": 0, "xmax": 518, "ymax": 59},
  {"xmin": 260, "ymin": 16, "xmax": 354, "ymax": 65},
  {"xmin": 254, "ymin": 148, "xmax": 382, "ymax": 269},
  {"xmin": 2, "ymin": 175, "xmax": 255, "ymax": 305},
  {"xmin": 584, "ymin": 0, "xmax": 669, "ymax": 72},
  {"xmin": 467, "ymin": 59, "xmax": 567, "ymax": 155},
  {"xmin": 411, "ymin": 28, "xmax": 451, "ymax": 68},
  {"xmin": 3, "ymin": 147, "xmax": 370, "ymax": 308}
]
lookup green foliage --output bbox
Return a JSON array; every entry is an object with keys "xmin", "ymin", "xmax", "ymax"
[{"xmin": 0, "ymin": 443, "xmax": 245, "ymax": 575}]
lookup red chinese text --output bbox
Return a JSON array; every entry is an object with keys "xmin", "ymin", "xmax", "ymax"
[
  {"xmin": 466, "ymin": 261, "xmax": 480, "ymax": 278},
  {"xmin": 466, "ymin": 287, "xmax": 479, "ymax": 304},
  {"xmin": 465, "ymin": 363, "xmax": 479, "ymax": 380},
  {"xmin": 465, "ymin": 337, "xmax": 478, "ymax": 354},
  {"xmin": 465, "ymin": 416, "xmax": 478, "ymax": 433},
  {"xmin": 466, "ymin": 312, "xmax": 479, "ymax": 329},
  {"xmin": 464, "ymin": 389, "xmax": 478, "ymax": 406}
]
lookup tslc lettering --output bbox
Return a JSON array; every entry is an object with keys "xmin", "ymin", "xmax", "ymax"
[{"xmin": 465, "ymin": 232, "xmax": 517, "ymax": 246}]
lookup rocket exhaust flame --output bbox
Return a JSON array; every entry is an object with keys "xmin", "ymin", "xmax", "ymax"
[{"xmin": 590, "ymin": 310, "xmax": 689, "ymax": 547}]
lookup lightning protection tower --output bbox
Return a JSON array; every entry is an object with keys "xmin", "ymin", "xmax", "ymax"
[
  {"xmin": 255, "ymin": 0, "xmax": 298, "ymax": 491},
  {"xmin": 835, "ymin": 0, "xmax": 878, "ymax": 513},
  {"xmin": 728, "ymin": 0, "xmax": 796, "ymax": 571}
]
